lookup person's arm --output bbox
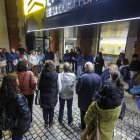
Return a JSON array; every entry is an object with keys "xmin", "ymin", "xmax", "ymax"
[
  {"xmin": 84, "ymin": 102, "xmax": 96, "ymax": 125},
  {"xmin": 17, "ymin": 94, "xmax": 31, "ymax": 119},
  {"xmin": 76, "ymin": 77, "xmax": 82, "ymax": 95},
  {"xmin": 30, "ymin": 72, "xmax": 37, "ymax": 90},
  {"xmin": 57, "ymin": 74, "xmax": 62, "ymax": 93}
]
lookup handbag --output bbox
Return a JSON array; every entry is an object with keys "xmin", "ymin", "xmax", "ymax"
[
  {"xmin": 81, "ymin": 117, "xmax": 101, "ymax": 140},
  {"xmin": 35, "ymin": 90, "xmax": 40, "ymax": 105}
]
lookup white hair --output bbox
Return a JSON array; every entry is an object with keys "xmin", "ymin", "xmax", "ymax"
[{"xmin": 85, "ymin": 62, "xmax": 94, "ymax": 71}]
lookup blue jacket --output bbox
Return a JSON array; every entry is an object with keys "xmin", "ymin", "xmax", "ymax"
[
  {"xmin": 101, "ymin": 68, "xmax": 110, "ymax": 83},
  {"xmin": 76, "ymin": 54, "xmax": 83, "ymax": 66},
  {"xmin": 9, "ymin": 52, "xmax": 19, "ymax": 62},
  {"xmin": 76, "ymin": 71, "xmax": 101, "ymax": 111},
  {"xmin": 63, "ymin": 53, "xmax": 71, "ymax": 62},
  {"xmin": 85, "ymin": 55, "xmax": 94, "ymax": 63}
]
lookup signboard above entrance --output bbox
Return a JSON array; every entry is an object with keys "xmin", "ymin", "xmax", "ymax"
[
  {"xmin": 26, "ymin": 0, "xmax": 140, "ymax": 31},
  {"xmin": 46, "ymin": 0, "xmax": 100, "ymax": 17}
]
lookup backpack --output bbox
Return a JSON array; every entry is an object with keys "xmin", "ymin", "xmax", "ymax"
[{"xmin": 0, "ymin": 104, "xmax": 17, "ymax": 131}]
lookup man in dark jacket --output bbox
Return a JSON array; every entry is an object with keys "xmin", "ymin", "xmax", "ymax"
[
  {"xmin": 45, "ymin": 48, "xmax": 54, "ymax": 61},
  {"xmin": 76, "ymin": 62, "xmax": 101, "ymax": 130},
  {"xmin": 9, "ymin": 49, "xmax": 19, "ymax": 72}
]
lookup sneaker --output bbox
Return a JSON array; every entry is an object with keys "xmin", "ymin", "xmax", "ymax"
[{"xmin": 78, "ymin": 123, "xmax": 85, "ymax": 130}]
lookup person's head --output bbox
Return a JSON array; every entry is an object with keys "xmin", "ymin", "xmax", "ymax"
[
  {"xmin": 110, "ymin": 70, "xmax": 123, "ymax": 88},
  {"xmin": 44, "ymin": 60, "xmax": 55, "ymax": 72},
  {"xmin": 109, "ymin": 64, "xmax": 118, "ymax": 71},
  {"xmin": 132, "ymin": 54, "xmax": 138, "ymax": 61},
  {"xmin": 121, "ymin": 58, "xmax": 129, "ymax": 65},
  {"xmin": 95, "ymin": 81, "xmax": 122, "ymax": 110},
  {"xmin": 85, "ymin": 62, "xmax": 94, "ymax": 72},
  {"xmin": 104, "ymin": 61, "xmax": 112, "ymax": 68},
  {"xmin": 2, "ymin": 48, "xmax": 7, "ymax": 53},
  {"xmin": 0, "ymin": 74, "xmax": 19, "ymax": 103},
  {"xmin": 32, "ymin": 50, "xmax": 36, "ymax": 55},
  {"xmin": 63, "ymin": 62, "xmax": 72, "ymax": 72},
  {"xmin": 17, "ymin": 60, "xmax": 28, "ymax": 72},
  {"xmin": 11, "ymin": 48, "xmax": 15, "ymax": 53},
  {"xmin": 98, "ymin": 52, "xmax": 103, "ymax": 58},
  {"xmin": 71, "ymin": 49, "xmax": 73, "ymax": 52},
  {"xmin": 119, "ymin": 53, "xmax": 125, "ymax": 60},
  {"xmin": 76, "ymin": 50, "xmax": 81, "ymax": 55},
  {"xmin": 66, "ymin": 50, "xmax": 69, "ymax": 54}
]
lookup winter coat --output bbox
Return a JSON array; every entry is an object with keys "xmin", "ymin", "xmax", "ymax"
[
  {"xmin": 84, "ymin": 55, "xmax": 94, "ymax": 63},
  {"xmin": 116, "ymin": 59, "xmax": 122, "ymax": 68},
  {"xmin": 18, "ymin": 71, "xmax": 37, "ymax": 95},
  {"xmin": 9, "ymin": 52, "xmax": 19, "ymax": 62},
  {"xmin": 94, "ymin": 56, "xmax": 104, "ymax": 75},
  {"xmin": 39, "ymin": 71, "xmax": 61, "ymax": 109},
  {"xmin": 129, "ymin": 60, "xmax": 140, "ymax": 72},
  {"xmin": 76, "ymin": 53, "xmax": 83, "ymax": 66},
  {"xmin": 76, "ymin": 71, "xmax": 101, "ymax": 111},
  {"xmin": 119, "ymin": 65, "xmax": 130, "ymax": 81},
  {"xmin": 63, "ymin": 53, "xmax": 71, "ymax": 63},
  {"xmin": 101, "ymin": 68, "xmax": 110, "ymax": 83},
  {"xmin": 45, "ymin": 51, "xmax": 54, "ymax": 61},
  {"xmin": 38, "ymin": 53, "xmax": 45, "ymax": 65},
  {"xmin": 84, "ymin": 101, "xmax": 121, "ymax": 140},
  {"xmin": 0, "ymin": 93, "xmax": 31, "ymax": 136},
  {"xmin": 59, "ymin": 72, "xmax": 76, "ymax": 100}
]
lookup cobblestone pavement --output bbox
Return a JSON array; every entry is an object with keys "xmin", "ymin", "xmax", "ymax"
[{"xmin": 3, "ymin": 93, "xmax": 140, "ymax": 140}]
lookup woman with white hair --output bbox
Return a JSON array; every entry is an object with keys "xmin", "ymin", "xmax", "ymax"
[{"xmin": 58, "ymin": 62, "xmax": 76, "ymax": 124}]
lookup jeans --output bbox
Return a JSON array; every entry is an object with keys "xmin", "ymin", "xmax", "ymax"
[
  {"xmin": 12, "ymin": 135, "xmax": 23, "ymax": 140},
  {"xmin": 58, "ymin": 97, "xmax": 73, "ymax": 124},
  {"xmin": 38, "ymin": 64, "xmax": 43, "ymax": 73},
  {"xmin": 129, "ymin": 74, "xmax": 137, "ymax": 90},
  {"xmin": 80, "ymin": 110, "xmax": 86, "ymax": 130},
  {"xmin": 24, "ymin": 95, "xmax": 34, "ymax": 122},
  {"xmin": 77, "ymin": 66, "xmax": 83, "ymax": 78},
  {"xmin": 43, "ymin": 108, "xmax": 54, "ymax": 125}
]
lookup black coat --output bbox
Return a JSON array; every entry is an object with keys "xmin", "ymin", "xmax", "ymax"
[
  {"xmin": 76, "ymin": 71, "xmax": 101, "ymax": 111},
  {"xmin": 0, "ymin": 93, "xmax": 31, "ymax": 136},
  {"xmin": 45, "ymin": 51, "xmax": 54, "ymax": 61},
  {"xmin": 119, "ymin": 65, "xmax": 130, "ymax": 82},
  {"xmin": 39, "ymin": 71, "xmax": 58, "ymax": 109},
  {"xmin": 94, "ymin": 57, "xmax": 104, "ymax": 75}
]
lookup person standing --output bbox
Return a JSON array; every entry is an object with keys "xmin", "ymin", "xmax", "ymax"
[
  {"xmin": 84, "ymin": 81, "xmax": 122, "ymax": 140},
  {"xmin": 76, "ymin": 62, "xmax": 101, "ymax": 130},
  {"xmin": 29, "ymin": 50, "xmax": 39, "ymax": 77},
  {"xmin": 45, "ymin": 48, "xmax": 54, "ymax": 61},
  {"xmin": 17, "ymin": 61, "xmax": 37, "ymax": 122},
  {"xmin": 38, "ymin": 60, "xmax": 61, "ymax": 128},
  {"xmin": 63, "ymin": 50, "xmax": 71, "ymax": 63},
  {"xmin": 76, "ymin": 50, "xmax": 84, "ymax": 78},
  {"xmin": 94, "ymin": 52, "xmax": 104, "ymax": 75},
  {"xmin": 70, "ymin": 49, "xmax": 76, "ymax": 72},
  {"xmin": 54, "ymin": 51, "xmax": 61, "ymax": 73},
  {"xmin": 58, "ymin": 62, "xmax": 76, "ymax": 124},
  {"xmin": 129, "ymin": 54, "xmax": 140, "ymax": 91},
  {"xmin": 0, "ymin": 49, "xmax": 7, "ymax": 78},
  {"xmin": 0, "ymin": 74, "xmax": 31, "ymax": 140},
  {"xmin": 116, "ymin": 53, "xmax": 125, "ymax": 68},
  {"xmin": 9, "ymin": 49, "xmax": 19, "ymax": 72},
  {"xmin": 38, "ymin": 50, "xmax": 45, "ymax": 73}
]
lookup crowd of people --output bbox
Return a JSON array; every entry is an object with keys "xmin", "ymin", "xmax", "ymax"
[{"xmin": 0, "ymin": 47, "xmax": 140, "ymax": 140}]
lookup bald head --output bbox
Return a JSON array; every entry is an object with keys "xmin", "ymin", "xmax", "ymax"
[{"xmin": 85, "ymin": 62, "xmax": 94, "ymax": 71}]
